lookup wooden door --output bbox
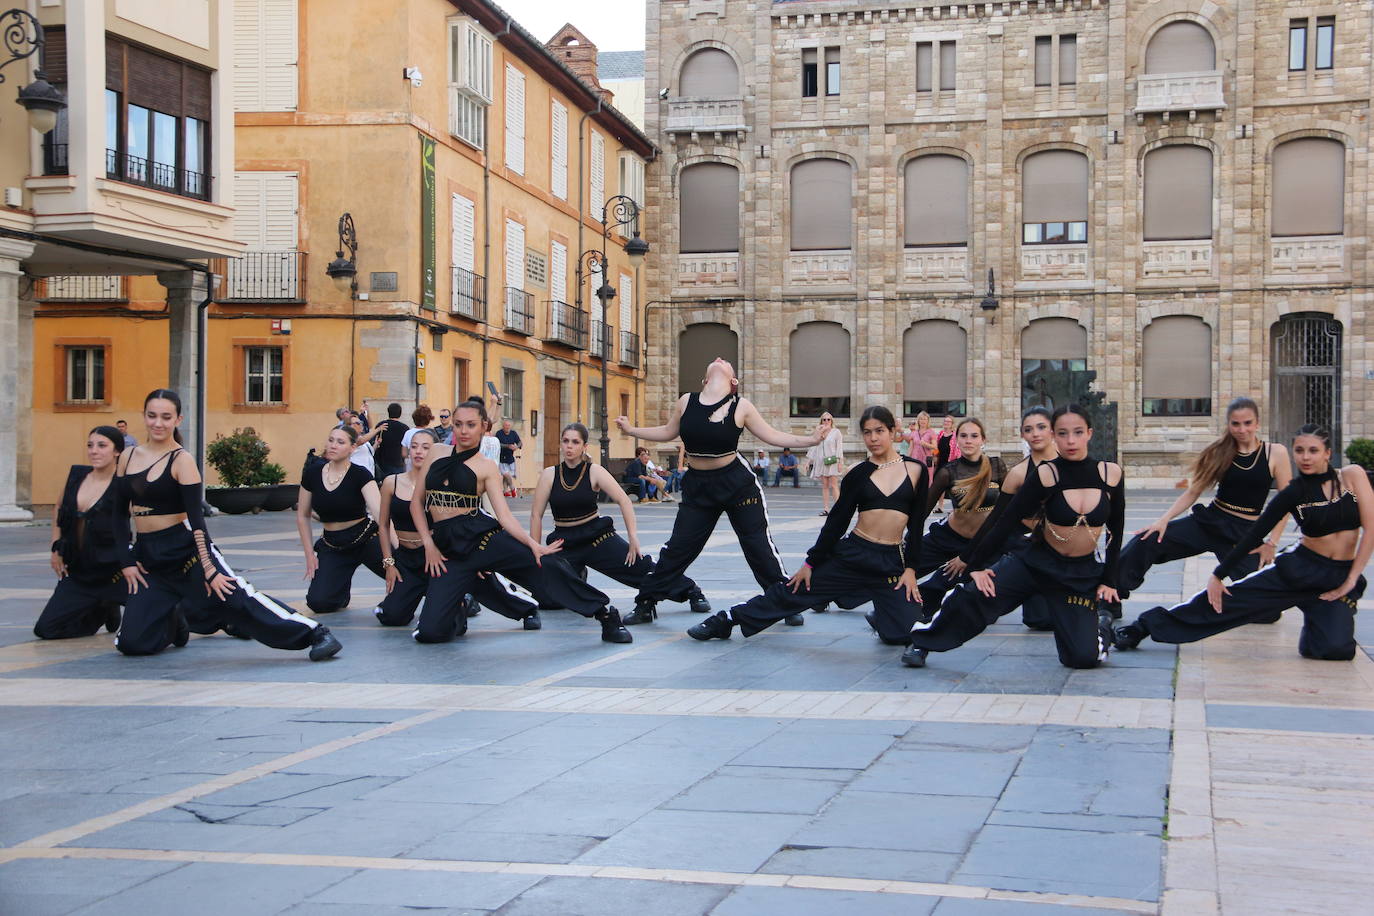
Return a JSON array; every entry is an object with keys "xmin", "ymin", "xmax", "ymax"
[{"xmin": 543, "ymin": 377, "xmax": 562, "ymax": 469}]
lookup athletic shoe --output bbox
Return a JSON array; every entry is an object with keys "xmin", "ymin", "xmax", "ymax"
[
  {"xmin": 1112, "ymin": 621, "xmax": 1148, "ymax": 651},
  {"xmin": 622, "ymin": 600, "xmax": 657, "ymax": 625},
  {"xmin": 1101, "ymin": 599, "xmax": 1123, "ymax": 621},
  {"xmin": 598, "ymin": 607, "xmax": 633, "ymax": 644},
  {"xmin": 687, "ymin": 612, "xmax": 734, "ymax": 641},
  {"xmin": 172, "ymin": 611, "xmax": 190, "ymax": 648},
  {"xmin": 900, "ymin": 645, "xmax": 928, "ymax": 667},
  {"xmin": 523, "ymin": 611, "xmax": 542, "ymax": 631},
  {"xmin": 865, "ymin": 611, "xmax": 908, "ymax": 645},
  {"xmin": 308, "ymin": 626, "xmax": 342, "ymax": 661},
  {"xmin": 784, "ymin": 613, "xmax": 805, "ymax": 626},
  {"xmin": 688, "ymin": 590, "xmax": 712, "ymax": 614}
]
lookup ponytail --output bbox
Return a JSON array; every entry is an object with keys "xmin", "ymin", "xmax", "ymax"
[
  {"xmin": 1191, "ymin": 397, "xmax": 1259, "ymax": 491},
  {"xmin": 953, "ymin": 418, "xmax": 992, "ymax": 510}
]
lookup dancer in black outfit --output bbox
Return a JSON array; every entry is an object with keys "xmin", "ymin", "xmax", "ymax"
[
  {"xmin": 1106, "ymin": 397, "xmax": 1291, "ymax": 620},
  {"xmin": 528, "ymin": 423, "xmax": 705, "ymax": 612},
  {"xmin": 114, "ymin": 389, "xmax": 340, "ymax": 660},
  {"xmin": 373, "ymin": 429, "xmax": 537, "ymax": 628},
  {"xmin": 904, "ymin": 405, "xmax": 1124, "ymax": 670},
  {"xmin": 615, "ymin": 358, "xmax": 825, "ymax": 626},
  {"xmin": 1114, "ymin": 424, "xmax": 1372, "ymax": 660},
  {"xmin": 689, "ymin": 406, "xmax": 929, "ymax": 644},
  {"xmin": 297, "ymin": 425, "xmax": 385, "ymax": 613},
  {"xmin": 410, "ymin": 399, "xmax": 631, "ymax": 644},
  {"xmin": 35, "ymin": 426, "xmax": 134, "ymax": 639}
]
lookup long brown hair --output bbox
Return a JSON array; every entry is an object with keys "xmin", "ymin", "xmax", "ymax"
[
  {"xmin": 1191, "ymin": 397, "xmax": 1259, "ymax": 491},
  {"xmin": 952, "ymin": 418, "xmax": 992, "ymax": 510}
]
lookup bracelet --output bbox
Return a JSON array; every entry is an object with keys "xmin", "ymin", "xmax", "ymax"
[{"xmin": 381, "ymin": 557, "xmax": 396, "ymax": 568}]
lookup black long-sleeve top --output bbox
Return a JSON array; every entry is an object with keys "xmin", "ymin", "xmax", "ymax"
[
  {"xmin": 804, "ymin": 457, "xmax": 930, "ymax": 570},
  {"xmin": 1213, "ymin": 469, "xmax": 1360, "ymax": 579},
  {"xmin": 54, "ymin": 465, "xmax": 131, "ymax": 575},
  {"xmin": 964, "ymin": 455, "xmax": 1126, "ymax": 588}
]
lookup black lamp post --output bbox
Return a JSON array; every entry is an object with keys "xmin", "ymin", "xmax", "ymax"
[
  {"xmin": 574, "ymin": 195, "xmax": 648, "ymax": 468},
  {"xmin": 0, "ymin": 8, "xmax": 66, "ymax": 133},
  {"xmin": 979, "ymin": 268, "xmax": 998, "ymax": 312},
  {"xmin": 325, "ymin": 212, "xmax": 358, "ymax": 298}
]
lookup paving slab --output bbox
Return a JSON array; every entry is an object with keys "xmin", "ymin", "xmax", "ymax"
[{"xmin": 493, "ymin": 875, "xmax": 732, "ymax": 916}]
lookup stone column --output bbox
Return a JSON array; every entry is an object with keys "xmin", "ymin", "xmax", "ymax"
[
  {"xmin": 0, "ymin": 238, "xmax": 36, "ymax": 521},
  {"xmin": 158, "ymin": 269, "xmax": 209, "ymax": 467}
]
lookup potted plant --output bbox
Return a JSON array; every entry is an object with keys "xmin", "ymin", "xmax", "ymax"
[
  {"xmin": 255, "ymin": 462, "xmax": 298, "ymax": 511},
  {"xmin": 205, "ymin": 428, "xmax": 282, "ymax": 514},
  {"xmin": 1346, "ymin": 438, "xmax": 1374, "ymax": 486}
]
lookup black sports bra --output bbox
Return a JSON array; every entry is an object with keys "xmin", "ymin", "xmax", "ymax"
[
  {"xmin": 549, "ymin": 460, "xmax": 599, "ymax": 525},
  {"xmin": 860, "ymin": 468, "xmax": 915, "ymax": 512},
  {"xmin": 123, "ymin": 448, "xmax": 183, "ymax": 515},
  {"xmin": 389, "ymin": 489, "xmax": 419, "ymax": 533},
  {"xmin": 1214, "ymin": 470, "xmax": 1361, "ymax": 578},
  {"xmin": 1043, "ymin": 460, "xmax": 1112, "ymax": 530},
  {"xmin": 805, "ymin": 457, "xmax": 931, "ymax": 570},
  {"xmin": 1213, "ymin": 443, "xmax": 1274, "ymax": 516},
  {"xmin": 425, "ymin": 447, "xmax": 481, "ymax": 510},
  {"xmin": 680, "ymin": 392, "xmax": 743, "ymax": 459}
]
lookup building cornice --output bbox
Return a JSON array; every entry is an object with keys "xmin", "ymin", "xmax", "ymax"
[{"xmin": 770, "ymin": 0, "xmax": 1107, "ymax": 27}]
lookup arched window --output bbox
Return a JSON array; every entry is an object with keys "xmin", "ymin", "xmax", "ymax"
[
  {"xmin": 1143, "ymin": 145, "xmax": 1213, "ymax": 241},
  {"xmin": 1021, "ymin": 317, "xmax": 1088, "ymax": 410},
  {"xmin": 903, "ymin": 320, "xmax": 967, "ymax": 416},
  {"xmin": 679, "ymin": 163, "xmax": 740, "ymax": 254},
  {"xmin": 789, "ymin": 321, "xmax": 850, "ymax": 417},
  {"xmin": 904, "ymin": 155, "xmax": 969, "ymax": 248},
  {"xmin": 1144, "ymin": 21, "xmax": 1217, "ymax": 73},
  {"xmin": 1272, "ymin": 138, "xmax": 1345, "ymax": 236},
  {"xmin": 1142, "ymin": 316, "xmax": 1211, "ymax": 416},
  {"xmin": 790, "ymin": 159, "xmax": 852, "ymax": 251},
  {"xmin": 679, "ymin": 48, "xmax": 740, "ymax": 97},
  {"xmin": 678, "ymin": 323, "xmax": 738, "ymax": 395},
  {"xmin": 1022, "ymin": 150, "xmax": 1088, "ymax": 244}
]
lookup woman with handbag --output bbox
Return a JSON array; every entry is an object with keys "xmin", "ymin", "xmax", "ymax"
[{"xmin": 807, "ymin": 413, "xmax": 844, "ymax": 516}]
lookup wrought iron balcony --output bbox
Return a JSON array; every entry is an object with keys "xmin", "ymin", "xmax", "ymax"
[
  {"xmin": 619, "ymin": 330, "xmax": 641, "ymax": 368},
  {"xmin": 544, "ymin": 300, "xmax": 587, "ymax": 349},
  {"xmin": 503, "ymin": 288, "xmax": 535, "ymax": 334},
  {"xmin": 451, "ymin": 267, "xmax": 487, "ymax": 321},
  {"xmin": 590, "ymin": 319, "xmax": 612, "ymax": 359},
  {"xmin": 217, "ymin": 251, "xmax": 306, "ymax": 302},
  {"xmin": 43, "ymin": 140, "xmax": 67, "ymax": 175},
  {"xmin": 38, "ymin": 275, "xmax": 127, "ymax": 302},
  {"xmin": 105, "ymin": 148, "xmax": 210, "ymax": 200}
]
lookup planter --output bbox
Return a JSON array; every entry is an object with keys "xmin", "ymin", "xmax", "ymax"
[
  {"xmin": 206, "ymin": 486, "xmax": 271, "ymax": 515},
  {"xmin": 260, "ymin": 483, "xmax": 299, "ymax": 512}
]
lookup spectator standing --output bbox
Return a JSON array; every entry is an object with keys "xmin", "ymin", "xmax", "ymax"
[
  {"xmin": 773, "ymin": 448, "xmax": 800, "ymax": 487},
  {"xmin": 401, "ymin": 405, "xmax": 434, "ymax": 450},
  {"xmin": 496, "ymin": 419, "xmax": 523, "ymax": 498},
  {"xmin": 347, "ymin": 415, "xmax": 375, "ymax": 475},
  {"xmin": 362, "ymin": 402, "xmax": 409, "ymax": 481},
  {"xmin": 805, "ymin": 412, "xmax": 844, "ymax": 515},
  {"xmin": 115, "ymin": 419, "xmax": 137, "ymax": 450},
  {"xmin": 433, "ymin": 408, "xmax": 454, "ymax": 445}
]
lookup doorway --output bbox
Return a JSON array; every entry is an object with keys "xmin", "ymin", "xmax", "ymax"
[
  {"xmin": 1271, "ymin": 312, "xmax": 1342, "ymax": 460},
  {"xmin": 543, "ymin": 377, "xmax": 563, "ymax": 469}
]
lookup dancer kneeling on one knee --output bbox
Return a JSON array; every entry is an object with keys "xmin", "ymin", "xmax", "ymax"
[
  {"xmin": 688, "ymin": 406, "xmax": 930, "ymax": 643},
  {"xmin": 297, "ymin": 424, "xmax": 386, "ymax": 613},
  {"xmin": 904, "ymin": 404, "xmax": 1124, "ymax": 670},
  {"xmin": 409, "ymin": 398, "xmax": 630, "ymax": 644},
  {"xmin": 1114, "ymin": 424, "xmax": 1372, "ymax": 661},
  {"xmin": 115, "ymin": 389, "xmax": 340, "ymax": 660}
]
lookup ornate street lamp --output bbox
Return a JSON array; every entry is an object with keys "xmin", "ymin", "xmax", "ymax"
[
  {"xmin": 325, "ymin": 212, "xmax": 358, "ymax": 297},
  {"xmin": 0, "ymin": 8, "xmax": 66, "ymax": 133}
]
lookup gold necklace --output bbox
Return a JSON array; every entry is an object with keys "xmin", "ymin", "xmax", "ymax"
[
  {"xmin": 872, "ymin": 454, "xmax": 904, "ymax": 470},
  {"xmin": 1232, "ymin": 443, "xmax": 1263, "ymax": 471},
  {"xmin": 323, "ymin": 464, "xmax": 347, "ymax": 489},
  {"xmin": 558, "ymin": 460, "xmax": 589, "ymax": 491}
]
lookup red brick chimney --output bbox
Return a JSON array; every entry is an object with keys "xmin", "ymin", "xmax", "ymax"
[{"xmin": 546, "ymin": 23, "xmax": 613, "ymax": 103}]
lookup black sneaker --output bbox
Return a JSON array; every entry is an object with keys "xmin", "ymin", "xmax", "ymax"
[
  {"xmin": 522, "ymin": 611, "xmax": 542, "ymax": 631},
  {"xmin": 308, "ymin": 626, "xmax": 342, "ymax": 661},
  {"xmin": 900, "ymin": 645, "xmax": 929, "ymax": 668},
  {"xmin": 687, "ymin": 612, "xmax": 733, "ymax": 641},
  {"xmin": 784, "ymin": 614, "xmax": 805, "ymax": 627},
  {"xmin": 172, "ymin": 611, "xmax": 190, "ymax": 648},
  {"xmin": 622, "ymin": 600, "xmax": 657, "ymax": 625},
  {"xmin": 688, "ymin": 590, "xmax": 712, "ymax": 614},
  {"xmin": 1112, "ymin": 622, "xmax": 1148, "ymax": 651},
  {"xmin": 866, "ymin": 611, "xmax": 909, "ymax": 646},
  {"xmin": 1102, "ymin": 598, "xmax": 1123, "ymax": 621},
  {"xmin": 1097, "ymin": 606, "xmax": 1116, "ymax": 660},
  {"xmin": 464, "ymin": 595, "xmax": 482, "ymax": 617},
  {"xmin": 598, "ymin": 607, "xmax": 633, "ymax": 644}
]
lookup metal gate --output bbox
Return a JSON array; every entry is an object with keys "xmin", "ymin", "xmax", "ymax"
[{"xmin": 1271, "ymin": 313, "xmax": 1342, "ymax": 461}]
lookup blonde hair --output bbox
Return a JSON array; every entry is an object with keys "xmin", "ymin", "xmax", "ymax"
[
  {"xmin": 916, "ymin": 411, "xmax": 930, "ymax": 428},
  {"xmin": 951, "ymin": 418, "xmax": 992, "ymax": 511}
]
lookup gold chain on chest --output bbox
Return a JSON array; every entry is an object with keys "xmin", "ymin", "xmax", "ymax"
[{"xmin": 558, "ymin": 460, "xmax": 589, "ymax": 492}]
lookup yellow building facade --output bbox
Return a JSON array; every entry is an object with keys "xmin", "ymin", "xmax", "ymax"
[{"xmin": 21, "ymin": 0, "xmax": 654, "ymax": 506}]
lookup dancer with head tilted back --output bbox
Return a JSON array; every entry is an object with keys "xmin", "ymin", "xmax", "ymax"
[{"xmin": 615, "ymin": 358, "xmax": 825, "ymax": 627}]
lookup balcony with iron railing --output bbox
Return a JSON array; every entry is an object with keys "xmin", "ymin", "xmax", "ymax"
[
  {"xmin": 451, "ymin": 267, "xmax": 487, "ymax": 321},
  {"xmin": 37, "ymin": 275, "xmax": 127, "ymax": 302},
  {"xmin": 43, "ymin": 141, "xmax": 67, "ymax": 175},
  {"xmin": 590, "ymin": 320, "xmax": 612, "ymax": 359},
  {"xmin": 216, "ymin": 251, "xmax": 306, "ymax": 302},
  {"xmin": 544, "ymin": 300, "xmax": 588, "ymax": 349},
  {"xmin": 503, "ymin": 288, "xmax": 535, "ymax": 335},
  {"xmin": 619, "ymin": 330, "xmax": 641, "ymax": 369},
  {"xmin": 105, "ymin": 148, "xmax": 210, "ymax": 200}
]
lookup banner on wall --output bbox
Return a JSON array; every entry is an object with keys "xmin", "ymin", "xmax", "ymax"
[{"xmin": 421, "ymin": 135, "xmax": 437, "ymax": 310}]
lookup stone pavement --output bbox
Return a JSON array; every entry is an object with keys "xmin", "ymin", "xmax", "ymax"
[{"xmin": 0, "ymin": 489, "xmax": 1369, "ymax": 915}]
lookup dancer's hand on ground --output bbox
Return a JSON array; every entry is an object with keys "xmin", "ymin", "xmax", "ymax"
[
  {"xmin": 895, "ymin": 568, "xmax": 921, "ymax": 604},
  {"xmin": 1319, "ymin": 577, "xmax": 1358, "ymax": 602},
  {"xmin": 788, "ymin": 565, "xmax": 812, "ymax": 593},
  {"xmin": 50, "ymin": 552, "xmax": 66, "ymax": 578},
  {"xmin": 1096, "ymin": 585, "xmax": 1119, "ymax": 604},
  {"xmin": 302, "ymin": 552, "xmax": 317, "ymax": 581},
  {"xmin": 625, "ymin": 537, "xmax": 642, "ymax": 566},
  {"xmin": 385, "ymin": 563, "xmax": 402, "ymax": 594},
  {"xmin": 424, "ymin": 545, "xmax": 448, "ymax": 577},
  {"xmin": 206, "ymin": 571, "xmax": 237, "ymax": 601},
  {"xmin": 1206, "ymin": 575, "xmax": 1229, "ymax": 613},
  {"xmin": 1135, "ymin": 519, "xmax": 1169, "ymax": 541},
  {"xmin": 942, "ymin": 556, "xmax": 967, "ymax": 578},
  {"xmin": 970, "ymin": 569, "xmax": 996, "ymax": 597},
  {"xmin": 532, "ymin": 540, "xmax": 562, "ymax": 565},
  {"xmin": 121, "ymin": 564, "xmax": 147, "ymax": 595}
]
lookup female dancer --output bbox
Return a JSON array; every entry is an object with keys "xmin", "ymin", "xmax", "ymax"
[
  {"xmin": 373, "ymin": 429, "xmax": 538, "ymax": 628},
  {"xmin": 807, "ymin": 413, "xmax": 844, "ymax": 516},
  {"xmin": 904, "ymin": 405, "xmax": 1124, "ymax": 670},
  {"xmin": 687, "ymin": 406, "xmax": 929, "ymax": 643},
  {"xmin": 614, "ymin": 358, "xmax": 825, "ymax": 627},
  {"xmin": 1105, "ymin": 397, "xmax": 1291, "ymax": 620},
  {"xmin": 34, "ymin": 426, "xmax": 134, "ymax": 639},
  {"xmin": 410, "ymin": 399, "xmax": 630, "ymax": 644},
  {"xmin": 528, "ymin": 423, "xmax": 706, "ymax": 623},
  {"xmin": 297, "ymin": 425, "xmax": 385, "ymax": 613},
  {"xmin": 1114, "ymin": 425, "xmax": 1370, "ymax": 660},
  {"xmin": 115, "ymin": 389, "xmax": 340, "ymax": 660}
]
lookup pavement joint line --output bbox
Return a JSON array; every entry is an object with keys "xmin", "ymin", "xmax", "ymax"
[
  {"xmin": 0, "ymin": 846, "xmax": 1158, "ymax": 912},
  {"xmin": 520, "ymin": 632, "xmax": 687, "ymax": 688},
  {"xmin": 5, "ymin": 707, "xmax": 455, "ymax": 851}
]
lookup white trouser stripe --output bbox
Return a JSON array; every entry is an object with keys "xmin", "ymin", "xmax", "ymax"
[
  {"xmin": 738, "ymin": 454, "xmax": 787, "ymax": 577},
  {"xmin": 209, "ymin": 542, "xmax": 318, "ymax": 629}
]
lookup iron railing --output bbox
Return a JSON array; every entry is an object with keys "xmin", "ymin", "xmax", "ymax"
[
  {"xmin": 451, "ymin": 267, "xmax": 487, "ymax": 321},
  {"xmin": 590, "ymin": 320, "xmax": 612, "ymax": 359},
  {"xmin": 105, "ymin": 148, "xmax": 210, "ymax": 200},
  {"xmin": 544, "ymin": 300, "xmax": 587, "ymax": 349},
  {"xmin": 619, "ymin": 330, "xmax": 641, "ymax": 368},
  {"xmin": 43, "ymin": 141, "xmax": 67, "ymax": 175},
  {"xmin": 217, "ymin": 251, "xmax": 306, "ymax": 301},
  {"xmin": 38, "ymin": 275, "xmax": 127, "ymax": 302},
  {"xmin": 503, "ymin": 288, "xmax": 535, "ymax": 334}
]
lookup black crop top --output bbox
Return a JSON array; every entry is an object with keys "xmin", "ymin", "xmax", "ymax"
[
  {"xmin": 680, "ymin": 392, "xmax": 743, "ymax": 459},
  {"xmin": 55, "ymin": 465, "xmax": 131, "ymax": 574},
  {"xmin": 123, "ymin": 448, "xmax": 185, "ymax": 516},
  {"xmin": 805, "ymin": 457, "xmax": 931, "ymax": 569},
  {"xmin": 966, "ymin": 455, "xmax": 1126, "ymax": 587},
  {"xmin": 389, "ymin": 488, "xmax": 419, "ymax": 533},
  {"xmin": 928, "ymin": 456, "xmax": 1008, "ymax": 514},
  {"xmin": 425, "ymin": 447, "xmax": 482, "ymax": 510},
  {"xmin": 549, "ymin": 460, "xmax": 599, "ymax": 525},
  {"xmin": 1212, "ymin": 443, "xmax": 1274, "ymax": 516},
  {"xmin": 1214, "ymin": 469, "xmax": 1361, "ymax": 578},
  {"xmin": 302, "ymin": 462, "xmax": 374, "ymax": 523}
]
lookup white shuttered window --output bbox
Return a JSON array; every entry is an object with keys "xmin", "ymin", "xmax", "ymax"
[
  {"xmin": 505, "ymin": 64, "xmax": 526, "ymax": 174},
  {"xmin": 551, "ymin": 100, "xmax": 568, "ymax": 199},
  {"xmin": 234, "ymin": 0, "xmax": 298, "ymax": 112},
  {"xmin": 550, "ymin": 241, "xmax": 567, "ymax": 303},
  {"xmin": 619, "ymin": 274, "xmax": 632, "ymax": 336},
  {"xmin": 589, "ymin": 264, "xmax": 604, "ymax": 326},
  {"xmin": 231, "ymin": 172, "xmax": 299, "ymax": 249},
  {"xmin": 451, "ymin": 194, "xmax": 475, "ymax": 273},
  {"xmin": 590, "ymin": 132, "xmax": 605, "ymax": 217},
  {"xmin": 505, "ymin": 220, "xmax": 525, "ymax": 290}
]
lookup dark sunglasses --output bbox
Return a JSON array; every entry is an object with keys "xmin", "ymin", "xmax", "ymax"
[{"xmin": 439, "ymin": 413, "xmax": 450, "ymax": 419}]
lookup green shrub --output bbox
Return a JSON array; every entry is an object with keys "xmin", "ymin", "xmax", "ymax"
[
  {"xmin": 1346, "ymin": 438, "xmax": 1374, "ymax": 470},
  {"xmin": 206, "ymin": 428, "xmax": 275, "ymax": 488},
  {"xmin": 247, "ymin": 462, "xmax": 287, "ymax": 486}
]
